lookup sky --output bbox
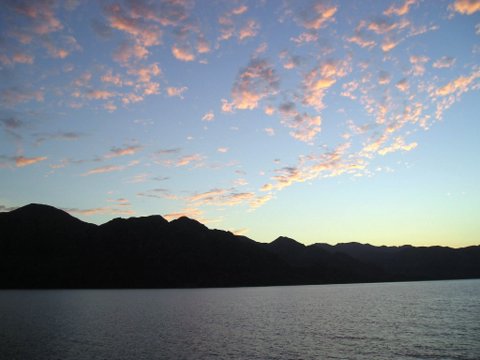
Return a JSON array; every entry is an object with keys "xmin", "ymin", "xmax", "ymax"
[{"xmin": 0, "ymin": 0, "xmax": 479, "ymax": 247}]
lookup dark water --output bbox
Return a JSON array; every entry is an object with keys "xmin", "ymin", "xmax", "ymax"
[{"xmin": 1, "ymin": 280, "xmax": 479, "ymax": 360}]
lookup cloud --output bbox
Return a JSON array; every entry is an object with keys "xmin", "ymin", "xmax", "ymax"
[
  {"xmin": 265, "ymin": 128, "xmax": 275, "ymax": 136},
  {"xmin": 15, "ymin": 156, "xmax": 47, "ymax": 167},
  {"xmin": 188, "ymin": 188, "xmax": 260, "ymax": 208},
  {"xmin": 172, "ymin": 44, "xmax": 195, "ymax": 61},
  {"xmin": 295, "ymin": 2, "xmax": 337, "ymax": 30},
  {"xmin": 164, "ymin": 207, "xmax": 204, "ymax": 222},
  {"xmin": 86, "ymin": 90, "xmax": 115, "ymax": 100},
  {"xmin": 378, "ymin": 136, "xmax": 418, "ymax": 155},
  {"xmin": 82, "ymin": 164, "xmax": 124, "ymax": 176},
  {"xmin": 290, "ymin": 32, "xmax": 319, "ymax": 44},
  {"xmin": 0, "ymin": 88, "xmax": 44, "ymax": 106},
  {"xmin": 433, "ymin": 56, "xmax": 456, "ymax": 69},
  {"xmin": 384, "ymin": 0, "xmax": 418, "ymax": 16},
  {"xmin": 409, "ymin": 55, "xmax": 429, "ymax": 76},
  {"xmin": 451, "ymin": 0, "xmax": 480, "ymax": 14},
  {"xmin": 202, "ymin": 111, "xmax": 215, "ymax": 122},
  {"xmin": 166, "ymin": 86, "xmax": 188, "ymax": 98},
  {"xmin": 435, "ymin": 72, "xmax": 479, "ymax": 96},
  {"xmin": 230, "ymin": 59, "xmax": 279, "ymax": 110},
  {"xmin": 196, "ymin": 35, "xmax": 210, "ymax": 54},
  {"xmin": 128, "ymin": 63, "xmax": 161, "ymax": 83},
  {"xmin": 143, "ymin": 82, "xmax": 160, "ymax": 95},
  {"xmin": 378, "ymin": 71, "xmax": 392, "ymax": 84},
  {"xmin": 34, "ymin": 132, "xmax": 84, "ymax": 145},
  {"xmin": 367, "ymin": 17, "xmax": 409, "ymax": 34},
  {"xmin": 1, "ymin": 117, "xmax": 24, "ymax": 130},
  {"xmin": 232, "ymin": 228, "xmax": 248, "ymax": 236},
  {"xmin": 66, "ymin": 206, "xmax": 135, "ymax": 216},
  {"xmin": 156, "ymin": 148, "xmax": 181, "ymax": 155},
  {"xmin": 137, "ymin": 188, "xmax": 178, "ymax": 200},
  {"xmin": 105, "ymin": 3, "xmax": 162, "ymax": 48},
  {"xmin": 12, "ymin": 53, "xmax": 34, "ymax": 64},
  {"xmin": 346, "ymin": 33, "xmax": 376, "ymax": 49},
  {"xmin": 238, "ymin": 19, "xmax": 259, "ymax": 41},
  {"xmin": 113, "ymin": 42, "xmax": 149, "ymax": 64},
  {"xmin": 106, "ymin": 145, "xmax": 142, "ymax": 158},
  {"xmin": 9, "ymin": 0, "xmax": 63, "ymax": 35},
  {"xmin": 217, "ymin": 147, "xmax": 228, "ymax": 153},
  {"xmin": 302, "ymin": 59, "xmax": 350, "ymax": 111},
  {"xmin": 278, "ymin": 102, "xmax": 322, "ymax": 143},
  {"xmin": 381, "ymin": 38, "xmax": 400, "ymax": 52},
  {"xmin": 395, "ymin": 78, "xmax": 409, "ymax": 92},
  {"xmin": 232, "ymin": 5, "xmax": 248, "ymax": 15},
  {"xmin": 175, "ymin": 154, "xmax": 204, "ymax": 167}
]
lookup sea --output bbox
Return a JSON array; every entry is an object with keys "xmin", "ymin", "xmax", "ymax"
[{"xmin": 1, "ymin": 279, "xmax": 479, "ymax": 360}]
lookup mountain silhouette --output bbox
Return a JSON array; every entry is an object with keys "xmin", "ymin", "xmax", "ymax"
[{"xmin": 1, "ymin": 203, "xmax": 479, "ymax": 288}]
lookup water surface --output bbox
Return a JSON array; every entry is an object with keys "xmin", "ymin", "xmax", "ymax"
[{"xmin": 1, "ymin": 280, "xmax": 479, "ymax": 359}]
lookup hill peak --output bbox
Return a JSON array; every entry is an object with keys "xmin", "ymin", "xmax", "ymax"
[{"xmin": 271, "ymin": 236, "xmax": 305, "ymax": 248}]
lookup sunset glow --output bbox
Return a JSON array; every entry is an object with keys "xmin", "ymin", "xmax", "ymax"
[{"xmin": 1, "ymin": 0, "xmax": 479, "ymax": 247}]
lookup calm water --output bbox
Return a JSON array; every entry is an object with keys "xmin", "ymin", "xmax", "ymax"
[{"xmin": 1, "ymin": 280, "xmax": 479, "ymax": 360}]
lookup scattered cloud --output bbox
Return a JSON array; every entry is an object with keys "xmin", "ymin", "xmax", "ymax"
[
  {"xmin": 433, "ymin": 56, "xmax": 456, "ymax": 69},
  {"xmin": 202, "ymin": 111, "xmax": 215, "ymax": 122},
  {"xmin": 166, "ymin": 86, "xmax": 188, "ymax": 98},
  {"xmin": 229, "ymin": 59, "xmax": 279, "ymax": 110},
  {"xmin": 172, "ymin": 44, "xmax": 195, "ymax": 61},
  {"xmin": 238, "ymin": 19, "xmax": 259, "ymax": 41},
  {"xmin": 0, "ymin": 88, "xmax": 44, "ymax": 106}
]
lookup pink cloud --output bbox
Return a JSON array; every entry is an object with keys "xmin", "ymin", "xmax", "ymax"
[
  {"xmin": 435, "ymin": 72, "xmax": 479, "ymax": 96},
  {"xmin": 238, "ymin": 19, "xmax": 259, "ymax": 41},
  {"xmin": 164, "ymin": 207, "xmax": 204, "ymax": 222},
  {"xmin": 451, "ymin": 0, "xmax": 480, "ymax": 14},
  {"xmin": 82, "ymin": 165, "xmax": 124, "ymax": 176},
  {"xmin": 86, "ymin": 90, "xmax": 115, "ymax": 100},
  {"xmin": 230, "ymin": 59, "xmax": 279, "ymax": 110},
  {"xmin": 106, "ymin": 145, "xmax": 142, "ymax": 158},
  {"xmin": 297, "ymin": 3, "xmax": 337, "ymax": 30},
  {"xmin": 172, "ymin": 44, "xmax": 195, "ymax": 61},
  {"xmin": 433, "ymin": 56, "xmax": 456, "ymax": 69},
  {"xmin": 12, "ymin": 1, "xmax": 63, "ymax": 35},
  {"xmin": 166, "ymin": 86, "xmax": 188, "ymax": 98},
  {"xmin": 128, "ymin": 63, "xmax": 161, "ymax": 83},
  {"xmin": 15, "ymin": 156, "xmax": 47, "ymax": 167},
  {"xmin": 384, "ymin": 0, "xmax": 418, "ymax": 16},
  {"xmin": 202, "ymin": 111, "xmax": 215, "ymax": 122},
  {"xmin": 12, "ymin": 53, "xmax": 34, "ymax": 64}
]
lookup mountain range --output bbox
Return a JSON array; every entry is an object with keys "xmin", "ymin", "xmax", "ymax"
[{"xmin": 1, "ymin": 203, "xmax": 479, "ymax": 288}]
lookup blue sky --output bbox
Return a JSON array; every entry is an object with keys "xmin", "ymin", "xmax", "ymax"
[{"xmin": 1, "ymin": 0, "xmax": 479, "ymax": 247}]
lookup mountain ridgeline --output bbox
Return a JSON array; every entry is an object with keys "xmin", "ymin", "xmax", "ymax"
[{"xmin": 1, "ymin": 204, "xmax": 479, "ymax": 288}]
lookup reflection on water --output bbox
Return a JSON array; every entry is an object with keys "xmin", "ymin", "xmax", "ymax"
[{"xmin": 1, "ymin": 280, "xmax": 479, "ymax": 359}]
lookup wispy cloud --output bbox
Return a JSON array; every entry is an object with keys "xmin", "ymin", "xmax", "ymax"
[
  {"xmin": 384, "ymin": 0, "xmax": 418, "ymax": 17},
  {"xmin": 0, "ymin": 87, "xmax": 44, "ymax": 106},
  {"xmin": 293, "ymin": 2, "xmax": 337, "ymax": 30},
  {"xmin": 106, "ymin": 145, "xmax": 142, "ymax": 158},
  {"xmin": 15, "ymin": 155, "xmax": 47, "ymax": 167}
]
